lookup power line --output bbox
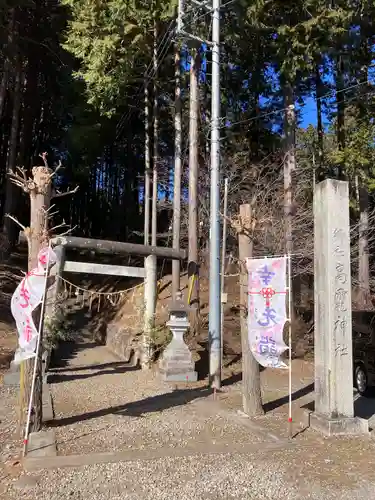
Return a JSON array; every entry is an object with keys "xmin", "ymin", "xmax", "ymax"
[
  {"xmin": 214, "ymin": 76, "xmax": 375, "ymax": 133},
  {"xmin": 114, "ymin": 0, "xmax": 242, "ymax": 141},
  {"xmin": 115, "ymin": 0, "xmax": 212, "ymax": 141}
]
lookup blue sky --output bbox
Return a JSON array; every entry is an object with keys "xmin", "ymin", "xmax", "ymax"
[
  {"xmin": 185, "ymin": 44, "xmax": 324, "ymax": 130},
  {"xmin": 299, "ymin": 97, "xmax": 317, "ymax": 128}
]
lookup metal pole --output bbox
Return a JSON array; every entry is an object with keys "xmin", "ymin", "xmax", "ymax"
[
  {"xmin": 143, "ymin": 254, "xmax": 157, "ymax": 369},
  {"xmin": 209, "ymin": 0, "xmax": 221, "ymax": 390},
  {"xmin": 172, "ymin": 44, "xmax": 182, "ymax": 300},
  {"xmin": 220, "ymin": 177, "xmax": 228, "ymax": 371}
]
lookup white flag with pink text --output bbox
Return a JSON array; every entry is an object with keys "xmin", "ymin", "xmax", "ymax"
[
  {"xmin": 247, "ymin": 257, "xmax": 289, "ymax": 369},
  {"xmin": 11, "ymin": 246, "xmax": 57, "ymax": 364}
]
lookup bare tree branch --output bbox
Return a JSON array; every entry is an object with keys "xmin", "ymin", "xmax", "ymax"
[
  {"xmin": 58, "ymin": 225, "xmax": 78, "ymax": 237},
  {"xmin": 5, "ymin": 213, "xmax": 26, "ymax": 231},
  {"xmin": 49, "ymin": 220, "xmax": 68, "ymax": 232},
  {"xmin": 8, "ymin": 168, "xmax": 30, "ymax": 192},
  {"xmin": 52, "ymin": 185, "xmax": 79, "ymax": 199},
  {"xmin": 48, "ymin": 160, "xmax": 63, "ymax": 180},
  {"xmin": 16, "ymin": 166, "xmax": 28, "ymax": 183},
  {"xmin": 39, "ymin": 151, "xmax": 49, "ymax": 168}
]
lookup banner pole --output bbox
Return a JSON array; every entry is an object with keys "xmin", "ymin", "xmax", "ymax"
[
  {"xmin": 287, "ymin": 253, "xmax": 292, "ymax": 439},
  {"xmin": 22, "ymin": 242, "xmax": 52, "ymax": 456}
]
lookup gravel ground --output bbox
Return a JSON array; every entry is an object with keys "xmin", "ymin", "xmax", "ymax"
[
  {"xmin": 5, "ymin": 447, "xmax": 375, "ymax": 500},
  {"xmin": 0, "ymin": 386, "xmax": 20, "ymax": 460},
  {"xmin": 0, "ymin": 385, "xmax": 23, "ymax": 498},
  {"xmin": 49, "ymin": 336, "xmax": 264, "ymax": 456},
  {"xmin": 3, "ymin": 335, "xmax": 375, "ymax": 499}
]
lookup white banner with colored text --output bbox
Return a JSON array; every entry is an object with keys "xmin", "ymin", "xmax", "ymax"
[
  {"xmin": 247, "ymin": 257, "xmax": 289, "ymax": 369},
  {"xmin": 11, "ymin": 246, "xmax": 57, "ymax": 364}
]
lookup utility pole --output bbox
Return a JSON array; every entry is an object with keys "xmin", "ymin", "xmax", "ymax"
[
  {"xmin": 151, "ymin": 15, "xmax": 158, "ymax": 247},
  {"xmin": 176, "ymin": 0, "xmax": 221, "ymax": 385},
  {"xmin": 209, "ymin": 0, "xmax": 221, "ymax": 390},
  {"xmin": 172, "ymin": 43, "xmax": 182, "ymax": 299},
  {"xmin": 146, "ymin": 9, "xmax": 159, "ymax": 366},
  {"xmin": 188, "ymin": 49, "xmax": 201, "ymax": 332}
]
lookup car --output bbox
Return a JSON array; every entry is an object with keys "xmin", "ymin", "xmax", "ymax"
[{"xmin": 353, "ymin": 321, "xmax": 375, "ymax": 397}]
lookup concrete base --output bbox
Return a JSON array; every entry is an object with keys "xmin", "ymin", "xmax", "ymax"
[
  {"xmin": 42, "ymin": 384, "xmax": 54, "ymax": 423},
  {"xmin": 310, "ymin": 412, "xmax": 369, "ymax": 437},
  {"xmin": 160, "ymin": 370, "xmax": 198, "ymax": 382},
  {"xmin": 27, "ymin": 430, "xmax": 57, "ymax": 458},
  {"xmin": 3, "ymin": 371, "xmax": 20, "ymax": 386},
  {"xmin": 24, "ymin": 439, "xmax": 297, "ymax": 471},
  {"xmin": 3, "ymin": 361, "xmax": 20, "ymax": 387}
]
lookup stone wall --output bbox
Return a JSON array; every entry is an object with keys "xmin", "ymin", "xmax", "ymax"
[{"xmin": 105, "ymin": 282, "xmax": 170, "ymax": 363}]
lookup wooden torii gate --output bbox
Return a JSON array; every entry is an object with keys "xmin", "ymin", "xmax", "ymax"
[{"xmin": 46, "ymin": 236, "xmax": 187, "ymax": 368}]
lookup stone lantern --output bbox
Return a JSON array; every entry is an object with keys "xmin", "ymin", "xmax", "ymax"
[{"xmin": 159, "ymin": 292, "xmax": 197, "ymax": 382}]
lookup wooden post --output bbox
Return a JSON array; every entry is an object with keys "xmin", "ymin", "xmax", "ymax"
[
  {"xmin": 26, "ymin": 166, "xmax": 53, "ymax": 431},
  {"xmin": 172, "ymin": 43, "xmax": 182, "ymax": 299},
  {"xmin": 7, "ymin": 154, "xmax": 78, "ymax": 433},
  {"xmin": 28, "ymin": 167, "xmax": 52, "ymax": 268},
  {"xmin": 188, "ymin": 49, "xmax": 201, "ymax": 334},
  {"xmin": 238, "ymin": 204, "xmax": 264, "ymax": 416}
]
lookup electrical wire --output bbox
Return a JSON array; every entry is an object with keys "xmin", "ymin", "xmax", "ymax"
[
  {"xmin": 211, "ymin": 75, "xmax": 375, "ymax": 135},
  {"xmin": 115, "ymin": 0, "xmax": 218, "ymax": 141}
]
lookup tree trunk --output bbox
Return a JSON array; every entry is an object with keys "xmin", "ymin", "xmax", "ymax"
[
  {"xmin": 188, "ymin": 49, "xmax": 201, "ymax": 334},
  {"xmin": 28, "ymin": 167, "xmax": 52, "ymax": 269},
  {"xmin": 358, "ymin": 187, "xmax": 370, "ymax": 309},
  {"xmin": 172, "ymin": 44, "xmax": 182, "ymax": 299},
  {"xmin": 0, "ymin": 9, "xmax": 15, "ymax": 122},
  {"xmin": 336, "ymin": 54, "xmax": 345, "ymax": 179},
  {"xmin": 2, "ymin": 60, "xmax": 23, "ymax": 254},
  {"xmin": 283, "ymin": 83, "xmax": 299, "ymax": 308},
  {"xmin": 238, "ymin": 204, "xmax": 263, "ymax": 416},
  {"xmin": 357, "ymin": 35, "xmax": 371, "ymax": 310},
  {"xmin": 283, "ymin": 82, "xmax": 295, "ymax": 256},
  {"xmin": 151, "ymin": 17, "xmax": 158, "ymax": 247},
  {"xmin": 144, "ymin": 81, "xmax": 151, "ymax": 246},
  {"xmin": 19, "ymin": 57, "xmax": 39, "ymax": 169},
  {"xmin": 315, "ymin": 64, "xmax": 324, "ymax": 166},
  {"xmin": 0, "ymin": 61, "xmax": 9, "ymax": 121},
  {"xmin": 16, "ymin": 166, "xmax": 53, "ymax": 435}
]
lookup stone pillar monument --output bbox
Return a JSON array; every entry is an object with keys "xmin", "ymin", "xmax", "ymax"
[
  {"xmin": 310, "ymin": 179, "xmax": 368, "ymax": 436},
  {"xmin": 159, "ymin": 292, "xmax": 197, "ymax": 382}
]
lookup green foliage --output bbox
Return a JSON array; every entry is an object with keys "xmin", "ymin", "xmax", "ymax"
[
  {"xmin": 44, "ymin": 308, "xmax": 74, "ymax": 350},
  {"xmin": 2, "ymin": 0, "xmax": 375, "ymax": 247},
  {"xmin": 62, "ymin": 0, "xmax": 177, "ymax": 114},
  {"xmin": 327, "ymin": 107, "xmax": 375, "ymax": 189}
]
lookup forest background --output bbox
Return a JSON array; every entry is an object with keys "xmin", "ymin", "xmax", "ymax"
[{"xmin": 1, "ymin": 0, "xmax": 375, "ymax": 313}]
